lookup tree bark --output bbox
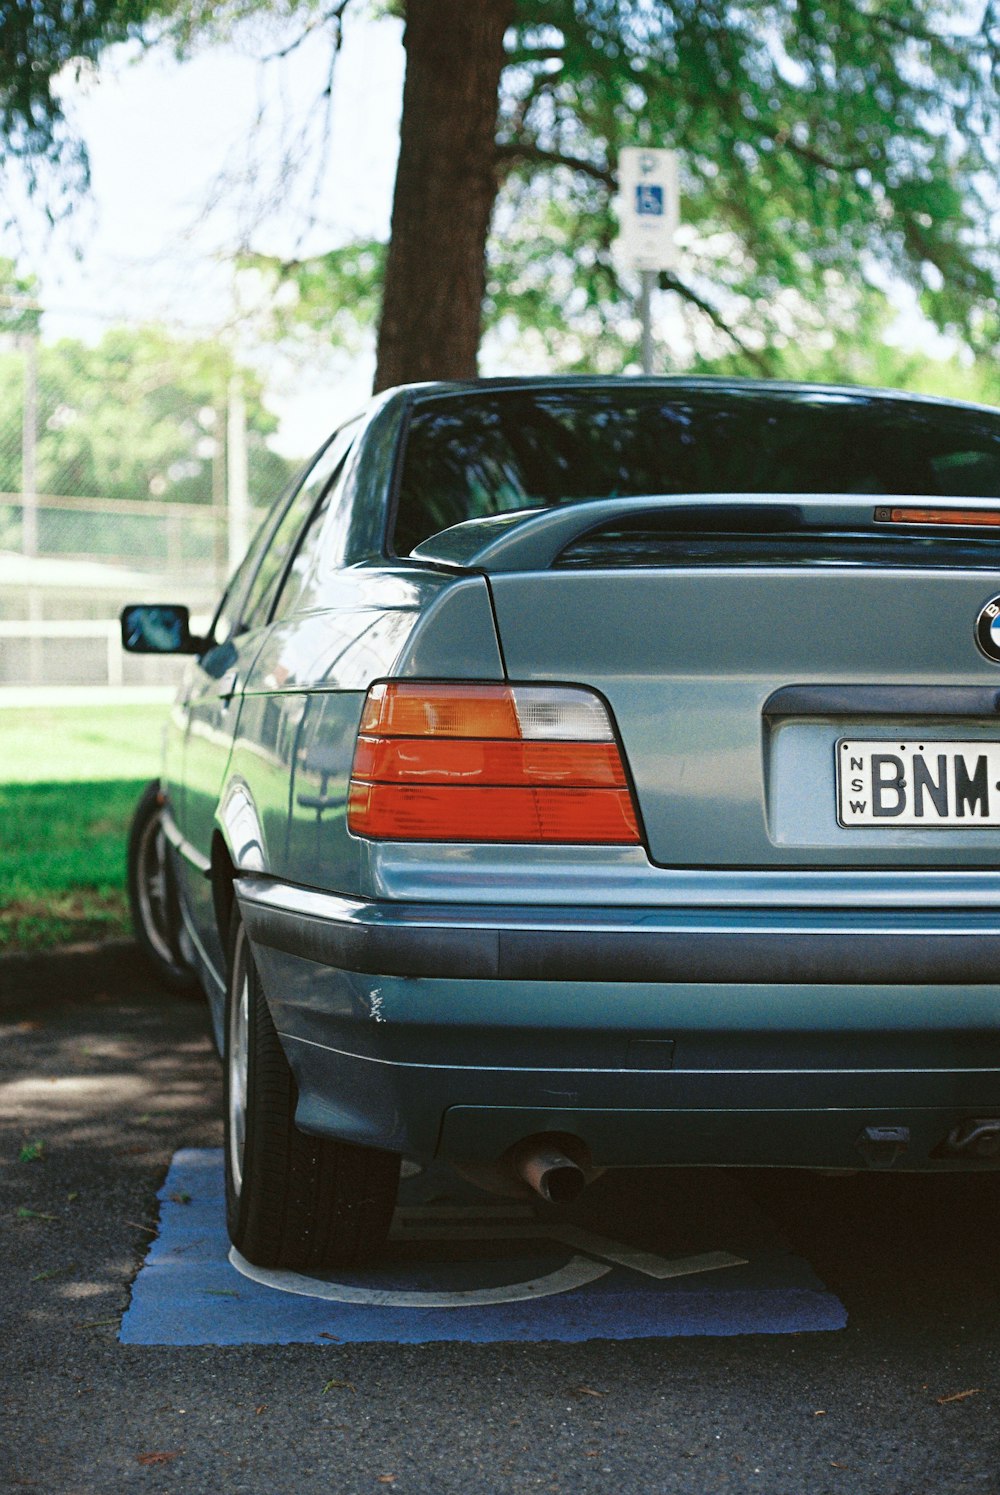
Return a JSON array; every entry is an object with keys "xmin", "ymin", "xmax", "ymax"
[{"xmin": 373, "ymin": 0, "xmax": 513, "ymax": 392}]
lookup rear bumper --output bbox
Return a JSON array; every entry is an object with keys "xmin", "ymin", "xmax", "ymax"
[
  {"xmin": 238, "ymin": 875, "xmax": 1000, "ymax": 986},
  {"xmin": 236, "ymin": 876, "xmax": 1000, "ymax": 1170}
]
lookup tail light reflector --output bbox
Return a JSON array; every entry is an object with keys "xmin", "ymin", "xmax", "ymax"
[
  {"xmin": 348, "ymin": 683, "xmax": 640, "ymax": 844},
  {"xmin": 879, "ymin": 507, "xmax": 1000, "ymax": 528}
]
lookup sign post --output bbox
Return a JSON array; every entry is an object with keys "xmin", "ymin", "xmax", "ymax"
[{"xmin": 614, "ymin": 148, "xmax": 680, "ymax": 374}]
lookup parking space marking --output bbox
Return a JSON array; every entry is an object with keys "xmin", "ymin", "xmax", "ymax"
[
  {"xmin": 231, "ymin": 1249, "xmax": 613, "ymax": 1307},
  {"xmin": 119, "ymin": 1149, "xmax": 848, "ymax": 1345},
  {"xmin": 230, "ymin": 1205, "xmax": 750, "ymax": 1306},
  {"xmin": 387, "ymin": 1204, "xmax": 749, "ymax": 1281}
]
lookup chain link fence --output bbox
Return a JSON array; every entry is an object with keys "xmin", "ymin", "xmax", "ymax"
[{"xmin": 0, "ymin": 318, "xmax": 296, "ymax": 689}]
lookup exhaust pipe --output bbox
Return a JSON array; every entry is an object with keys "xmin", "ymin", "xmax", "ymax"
[{"xmin": 511, "ymin": 1139, "xmax": 587, "ymax": 1204}]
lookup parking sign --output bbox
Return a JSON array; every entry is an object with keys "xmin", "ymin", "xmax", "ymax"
[{"xmin": 615, "ymin": 147, "xmax": 680, "ymax": 272}]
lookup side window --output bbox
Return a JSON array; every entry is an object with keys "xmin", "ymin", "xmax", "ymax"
[
  {"xmin": 234, "ymin": 423, "xmax": 358, "ymax": 636},
  {"xmin": 239, "ymin": 486, "xmax": 321, "ymax": 633},
  {"xmin": 209, "ymin": 509, "xmax": 283, "ymax": 646},
  {"xmin": 270, "ymin": 420, "xmax": 361, "ymax": 622}
]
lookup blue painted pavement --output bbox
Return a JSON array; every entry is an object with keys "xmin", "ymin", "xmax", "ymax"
[{"xmin": 119, "ymin": 1149, "xmax": 846, "ymax": 1346}]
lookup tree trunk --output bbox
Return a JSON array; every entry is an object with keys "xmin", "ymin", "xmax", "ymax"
[{"xmin": 373, "ymin": 0, "xmax": 513, "ymax": 392}]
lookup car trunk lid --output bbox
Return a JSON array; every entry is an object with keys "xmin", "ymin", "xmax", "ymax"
[{"xmin": 416, "ymin": 495, "xmax": 1000, "ymax": 869}]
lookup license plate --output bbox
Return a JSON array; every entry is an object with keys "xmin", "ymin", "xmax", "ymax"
[{"xmin": 837, "ymin": 739, "xmax": 1000, "ymax": 827}]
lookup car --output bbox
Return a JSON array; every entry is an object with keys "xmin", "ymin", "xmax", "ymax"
[{"xmin": 122, "ymin": 374, "xmax": 1000, "ymax": 1271}]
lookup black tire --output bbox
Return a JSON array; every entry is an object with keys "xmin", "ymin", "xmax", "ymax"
[
  {"xmin": 126, "ymin": 780, "xmax": 199, "ymax": 994},
  {"xmin": 224, "ymin": 909, "xmax": 400, "ymax": 1270}
]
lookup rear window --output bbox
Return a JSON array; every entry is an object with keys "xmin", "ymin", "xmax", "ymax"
[{"xmin": 392, "ymin": 387, "xmax": 1000, "ymax": 555}]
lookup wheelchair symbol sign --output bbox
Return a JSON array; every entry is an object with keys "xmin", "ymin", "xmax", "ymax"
[
  {"xmin": 230, "ymin": 1202, "xmax": 748, "ymax": 1308},
  {"xmin": 635, "ymin": 184, "xmax": 665, "ymax": 216}
]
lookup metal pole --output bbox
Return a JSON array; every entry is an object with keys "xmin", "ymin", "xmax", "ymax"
[
  {"xmin": 212, "ymin": 410, "xmax": 227, "ymax": 588},
  {"xmin": 21, "ymin": 332, "xmax": 38, "ymax": 557},
  {"xmin": 639, "ymin": 270, "xmax": 655, "ymax": 375},
  {"xmin": 227, "ymin": 376, "xmax": 250, "ymax": 573}
]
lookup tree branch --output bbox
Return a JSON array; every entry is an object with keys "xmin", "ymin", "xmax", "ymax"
[
  {"xmin": 660, "ymin": 272, "xmax": 773, "ymax": 374},
  {"xmin": 766, "ymin": 128, "xmax": 869, "ymax": 175},
  {"xmin": 505, "ymin": 46, "xmax": 565, "ymax": 65},
  {"xmin": 261, "ymin": 1, "xmax": 353, "ymax": 63},
  {"xmin": 495, "ymin": 141, "xmax": 615, "ymax": 188}
]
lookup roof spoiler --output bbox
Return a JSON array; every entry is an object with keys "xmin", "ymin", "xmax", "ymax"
[{"xmin": 408, "ymin": 492, "xmax": 961, "ymax": 573}]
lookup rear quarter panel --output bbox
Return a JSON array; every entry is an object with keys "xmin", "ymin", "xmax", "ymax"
[{"xmin": 223, "ymin": 568, "xmax": 505, "ymax": 896}]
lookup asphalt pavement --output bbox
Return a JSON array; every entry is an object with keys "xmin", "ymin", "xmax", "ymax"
[{"xmin": 2, "ymin": 943, "xmax": 1000, "ymax": 1494}]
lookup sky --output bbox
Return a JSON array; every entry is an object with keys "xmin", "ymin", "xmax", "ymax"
[{"xmin": 3, "ymin": 11, "xmax": 407, "ymax": 456}]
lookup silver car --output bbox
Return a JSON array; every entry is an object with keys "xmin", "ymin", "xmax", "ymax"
[{"xmin": 122, "ymin": 375, "xmax": 1000, "ymax": 1270}]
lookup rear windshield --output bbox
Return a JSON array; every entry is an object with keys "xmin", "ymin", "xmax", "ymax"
[{"xmin": 392, "ymin": 387, "xmax": 1000, "ymax": 555}]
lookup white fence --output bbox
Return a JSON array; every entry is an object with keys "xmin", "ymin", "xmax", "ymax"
[{"xmin": 0, "ymin": 617, "xmax": 191, "ymax": 689}]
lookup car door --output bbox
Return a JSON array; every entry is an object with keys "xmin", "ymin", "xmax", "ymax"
[{"xmin": 175, "ymin": 432, "xmax": 352, "ymax": 976}]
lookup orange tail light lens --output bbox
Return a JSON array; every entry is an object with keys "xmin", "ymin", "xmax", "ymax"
[
  {"xmin": 879, "ymin": 507, "xmax": 1000, "ymax": 527},
  {"xmin": 348, "ymin": 683, "xmax": 640, "ymax": 844}
]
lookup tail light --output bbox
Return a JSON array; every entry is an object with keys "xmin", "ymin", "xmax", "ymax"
[
  {"xmin": 877, "ymin": 507, "xmax": 1000, "ymax": 527},
  {"xmin": 347, "ymin": 682, "xmax": 641, "ymax": 844}
]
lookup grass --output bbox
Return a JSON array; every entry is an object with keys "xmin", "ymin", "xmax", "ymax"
[
  {"xmin": 0, "ymin": 703, "xmax": 168, "ymax": 785},
  {"xmin": 0, "ymin": 704, "xmax": 170, "ymax": 952}
]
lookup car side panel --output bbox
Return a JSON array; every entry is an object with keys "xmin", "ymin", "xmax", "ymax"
[{"xmin": 224, "ymin": 569, "xmax": 505, "ymax": 898}]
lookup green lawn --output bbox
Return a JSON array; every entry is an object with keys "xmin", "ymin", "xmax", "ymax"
[
  {"xmin": 0, "ymin": 703, "xmax": 168, "ymax": 784},
  {"xmin": 0, "ymin": 704, "xmax": 170, "ymax": 951}
]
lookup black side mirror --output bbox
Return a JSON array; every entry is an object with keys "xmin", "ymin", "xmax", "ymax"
[{"xmin": 120, "ymin": 604, "xmax": 205, "ymax": 655}]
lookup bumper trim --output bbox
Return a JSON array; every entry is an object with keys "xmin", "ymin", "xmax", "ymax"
[{"xmin": 236, "ymin": 876, "xmax": 1000, "ymax": 986}]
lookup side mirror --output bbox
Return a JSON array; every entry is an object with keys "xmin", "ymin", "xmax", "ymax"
[{"xmin": 120, "ymin": 604, "xmax": 205, "ymax": 655}]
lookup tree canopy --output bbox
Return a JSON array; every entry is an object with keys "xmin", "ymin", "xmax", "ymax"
[
  {"xmin": 0, "ymin": 0, "xmax": 166, "ymax": 211},
  {"xmin": 0, "ymin": 312, "xmax": 294, "ymax": 506},
  {"xmin": 244, "ymin": 0, "xmax": 1000, "ymax": 383},
  {"xmin": 4, "ymin": 0, "xmax": 1000, "ymax": 380}
]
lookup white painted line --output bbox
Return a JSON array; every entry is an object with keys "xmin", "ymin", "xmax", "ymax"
[
  {"xmin": 551, "ymin": 1227, "xmax": 749, "ymax": 1281},
  {"xmin": 391, "ymin": 1206, "xmax": 749, "ymax": 1282},
  {"xmin": 229, "ymin": 1200, "xmax": 750, "ymax": 1309},
  {"xmin": 229, "ymin": 1248, "xmax": 611, "ymax": 1307}
]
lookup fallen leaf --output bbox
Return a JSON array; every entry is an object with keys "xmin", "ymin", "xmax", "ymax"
[
  {"xmin": 16, "ymin": 1207, "xmax": 57, "ymax": 1222},
  {"xmin": 200, "ymin": 1289, "xmax": 239, "ymax": 1298},
  {"xmin": 16, "ymin": 1020, "xmax": 41, "ymax": 1032},
  {"xmin": 74, "ymin": 1318, "xmax": 119, "ymax": 1330},
  {"xmin": 937, "ymin": 1389, "xmax": 980, "ymax": 1405},
  {"xmin": 136, "ymin": 1451, "xmax": 182, "ymax": 1467},
  {"xmin": 830, "ymin": 1461, "xmax": 849, "ymax": 1470},
  {"xmin": 255, "ymin": 1405, "xmax": 267, "ymax": 1416},
  {"xmin": 18, "ymin": 1140, "xmax": 45, "ymax": 1163},
  {"xmin": 170, "ymin": 1191, "xmax": 191, "ymax": 1205},
  {"xmin": 378, "ymin": 1478, "xmax": 396, "ymax": 1485},
  {"xmin": 572, "ymin": 1385, "xmax": 604, "ymax": 1398},
  {"xmin": 126, "ymin": 1220, "xmax": 158, "ymax": 1235},
  {"xmin": 813, "ymin": 1410, "xmax": 827, "ymax": 1417},
  {"xmin": 322, "ymin": 1379, "xmax": 356, "ymax": 1395},
  {"xmin": 318, "ymin": 1332, "xmax": 340, "ymax": 1341}
]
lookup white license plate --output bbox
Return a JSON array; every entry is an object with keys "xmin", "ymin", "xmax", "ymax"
[{"xmin": 837, "ymin": 739, "xmax": 1000, "ymax": 827}]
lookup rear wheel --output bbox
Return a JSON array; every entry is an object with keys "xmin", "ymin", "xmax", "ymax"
[
  {"xmin": 126, "ymin": 780, "xmax": 198, "ymax": 993},
  {"xmin": 224, "ymin": 909, "xmax": 400, "ymax": 1270}
]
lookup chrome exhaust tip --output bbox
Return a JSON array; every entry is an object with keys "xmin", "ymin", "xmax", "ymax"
[{"xmin": 510, "ymin": 1138, "xmax": 588, "ymax": 1204}]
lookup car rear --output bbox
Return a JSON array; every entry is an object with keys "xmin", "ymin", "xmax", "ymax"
[{"xmin": 240, "ymin": 380, "xmax": 1000, "ymax": 1180}]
